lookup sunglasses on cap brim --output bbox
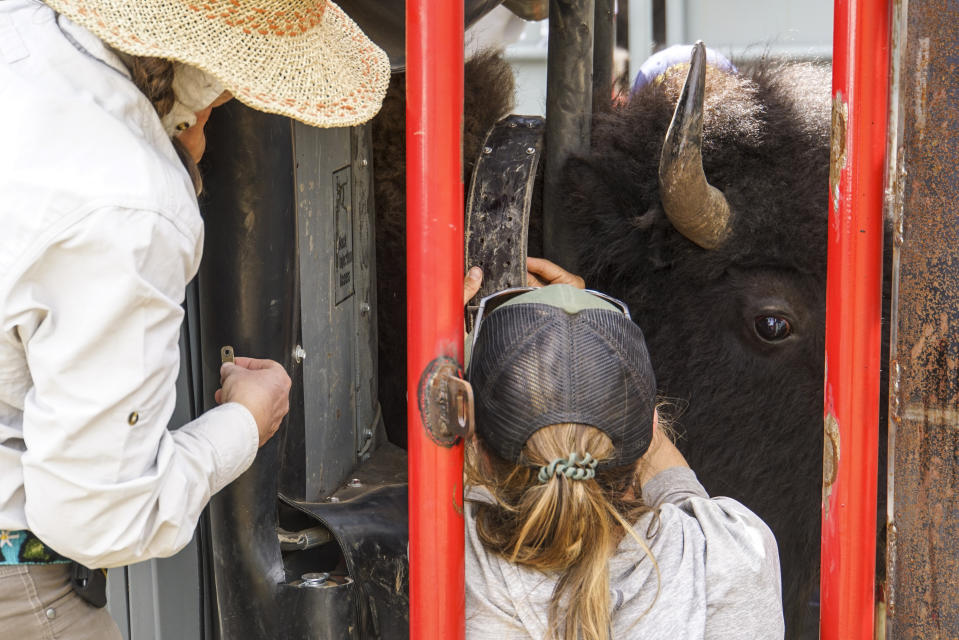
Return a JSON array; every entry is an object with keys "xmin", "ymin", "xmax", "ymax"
[{"xmin": 469, "ymin": 286, "xmax": 633, "ymax": 350}]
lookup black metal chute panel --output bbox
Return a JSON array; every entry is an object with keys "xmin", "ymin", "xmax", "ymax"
[
  {"xmin": 197, "ymin": 101, "xmax": 298, "ymax": 637},
  {"xmin": 195, "ymin": 102, "xmax": 406, "ymax": 639},
  {"xmin": 543, "ymin": 0, "xmax": 595, "ymax": 272},
  {"xmin": 282, "ymin": 444, "xmax": 410, "ymax": 639}
]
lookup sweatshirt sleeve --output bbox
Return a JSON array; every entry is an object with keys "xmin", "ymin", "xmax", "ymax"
[
  {"xmin": 14, "ymin": 207, "xmax": 259, "ymax": 568},
  {"xmin": 643, "ymin": 467, "xmax": 785, "ymax": 639},
  {"xmin": 641, "ymin": 466, "xmax": 709, "ymax": 505}
]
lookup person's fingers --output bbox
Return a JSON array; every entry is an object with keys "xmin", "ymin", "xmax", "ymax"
[
  {"xmin": 463, "ymin": 266, "xmax": 483, "ymax": 305},
  {"xmin": 233, "ymin": 356, "xmax": 284, "ymax": 371},
  {"xmin": 231, "ymin": 356, "xmax": 258, "ymax": 369},
  {"xmin": 214, "ymin": 388, "xmax": 223, "ymax": 404},
  {"xmin": 527, "ymin": 272, "xmax": 547, "ymax": 287},
  {"xmin": 526, "ymin": 257, "xmax": 586, "ymax": 289},
  {"xmin": 526, "ymin": 256, "xmax": 566, "ymax": 281}
]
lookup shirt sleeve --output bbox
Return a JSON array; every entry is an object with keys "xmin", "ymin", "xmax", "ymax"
[
  {"xmin": 643, "ymin": 468, "xmax": 785, "ymax": 639},
  {"xmin": 14, "ymin": 207, "xmax": 259, "ymax": 568},
  {"xmin": 641, "ymin": 466, "xmax": 710, "ymax": 506}
]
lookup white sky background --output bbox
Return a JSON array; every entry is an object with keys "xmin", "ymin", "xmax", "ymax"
[{"xmin": 467, "ymin": 1, "xmax": 834, "ymax": 115}]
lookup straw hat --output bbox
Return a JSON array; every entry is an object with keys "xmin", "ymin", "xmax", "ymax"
[{"xmin": 45, "ymin": 0, "xmax": 391, "ymax": 128}]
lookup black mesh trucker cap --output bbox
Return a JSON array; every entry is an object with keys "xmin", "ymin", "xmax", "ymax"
[{"xmin": 467, "ymin": 285, "xmax": 656, "ymax": 468}]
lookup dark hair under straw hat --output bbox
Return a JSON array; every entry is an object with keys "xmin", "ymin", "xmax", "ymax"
[{"xmin": 468, "ymin": 285, "xmax": 656, "ymax": 468}]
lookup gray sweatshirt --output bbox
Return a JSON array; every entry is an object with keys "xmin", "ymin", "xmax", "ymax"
[{"xmin": 465, "ymin": 467, "xmax": 784, "ymax": 639}]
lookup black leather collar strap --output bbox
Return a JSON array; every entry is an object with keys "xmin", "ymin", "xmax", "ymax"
[{"xmin": 465, "ymin": 114, "xmax": 545, "ymax": 329}]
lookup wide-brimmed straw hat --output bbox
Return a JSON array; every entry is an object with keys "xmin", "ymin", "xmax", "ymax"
[{"xmin": 45, "ymin": 0, "xmax": 391, "ymax": 128}]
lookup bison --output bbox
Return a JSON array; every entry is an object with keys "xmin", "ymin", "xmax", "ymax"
[
  {"xmin": 566, "ymin": 46, "xmax": 831, "ymax": 636},
  {"xmin": 373, "ymin": 46, "xmax": 833, "ymax": 637}
]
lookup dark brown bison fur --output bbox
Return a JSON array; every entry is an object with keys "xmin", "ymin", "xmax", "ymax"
[
  {"xmin": 565, "ymin": 61, "xmax": 832, "ymax": 636},
  {"xmin": 372, "ymin": 51, "xmax": 515, "ymax": 447}
]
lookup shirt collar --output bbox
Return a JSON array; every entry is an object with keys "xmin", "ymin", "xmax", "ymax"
[{"xmin": 55, "ymin": 13, "xmax": 132, "ymax": 80}]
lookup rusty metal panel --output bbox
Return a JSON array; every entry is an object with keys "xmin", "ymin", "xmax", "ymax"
[{"xmin": 885, "ymin": 0, "xmax": 959, "ymax": 636}]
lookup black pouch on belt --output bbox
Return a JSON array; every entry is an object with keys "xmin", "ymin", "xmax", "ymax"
[{"xmin": 70, "ymin": 562, "xmax": 107, "ymax": 608}]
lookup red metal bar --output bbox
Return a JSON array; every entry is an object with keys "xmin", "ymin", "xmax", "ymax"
[
  {"xmin": 406, "ymin": 1, "xmax": 466, "ymax": 638},
  {"xmin": 820, "ymin": 1, "xmax": 890, "ymax": 637}
]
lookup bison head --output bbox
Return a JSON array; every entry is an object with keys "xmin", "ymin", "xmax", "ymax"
[{"xmin": 565, "ymin": 44, "xmax": 831, "ymax": 635}]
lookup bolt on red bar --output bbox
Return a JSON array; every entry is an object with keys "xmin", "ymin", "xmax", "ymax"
[
  {"xmin": 820, "ymin": 1, "xmax": 890, "ymax": 638},
  {"xmin": 406, "ymin": 0, "xmax": 466, "ymax": 638}
]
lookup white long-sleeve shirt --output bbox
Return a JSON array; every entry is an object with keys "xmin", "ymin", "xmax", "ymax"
[{"xmin": 0, "ymin": 1, "xmax": 259, "ymax": 568}]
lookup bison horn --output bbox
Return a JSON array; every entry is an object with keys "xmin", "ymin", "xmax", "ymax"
[{"xmin": 658, "ymin": 41, "xmax": 732, "ymax": 250}]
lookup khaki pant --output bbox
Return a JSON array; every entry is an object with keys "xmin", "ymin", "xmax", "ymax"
[{"xmin": 0, "ymin": 564, "xmax": 121, "ymax": 640}]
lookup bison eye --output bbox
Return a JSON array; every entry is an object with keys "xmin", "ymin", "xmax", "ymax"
[{"xmin": 754, "ymin": 315, "xmax": 792, "ymax": 341}]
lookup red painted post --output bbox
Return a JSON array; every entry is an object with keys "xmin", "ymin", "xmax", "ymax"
[
  {"xmin": 406, "ymin": 1, "xmax": 466, "ymax": 638},
  {"xmin": 820, "ymin": 1, "xmax": 890, "ymax": 638}
]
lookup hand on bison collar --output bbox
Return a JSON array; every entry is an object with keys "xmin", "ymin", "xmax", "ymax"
[{"xmin": 526, "ymin": 257, "xmax": 585, "ymax": 289}]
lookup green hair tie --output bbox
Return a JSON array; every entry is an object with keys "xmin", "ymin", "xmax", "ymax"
[{"xmin": 537, "ymin": 452, "xmax": 599, "ymax": 483}]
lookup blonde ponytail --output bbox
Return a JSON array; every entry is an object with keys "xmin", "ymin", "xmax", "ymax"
[{"xmin": 467, "ymin": 423, "xmax": 656, "ymax": 640}]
